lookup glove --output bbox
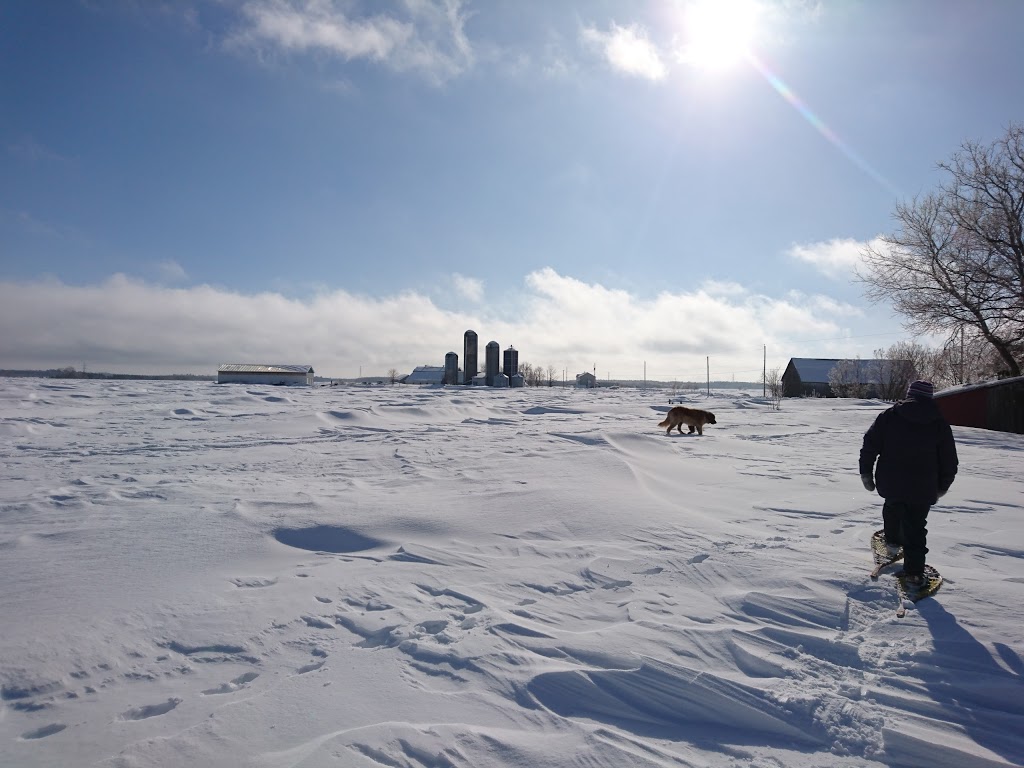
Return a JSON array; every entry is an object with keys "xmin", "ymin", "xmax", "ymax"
[{"xmin": 861, "ymin": 475, "xmax": 875, "ymax": 492}]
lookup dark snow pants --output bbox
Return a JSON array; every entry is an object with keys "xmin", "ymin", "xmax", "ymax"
[{"xmin": 882, "ymin": 500, "xmax": 930, "ymax": 576}]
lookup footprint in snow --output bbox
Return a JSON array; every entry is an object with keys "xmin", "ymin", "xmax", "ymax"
[
  {"xmin": 120, "ymin": 698, "xmax": 181, "ymax": 720},
  {"xmin": 230, "ymin": 577, "xmax": 277, "ymax": 589},
  {"xmin": 21, "ymin": 723, "xmax": 66, "ymax": 740},
  {"xmin": 416, "ymin": 620, "xmax": 449, "ymax": 635},
  {"xmin": 636, "ymin": 566, "xmax": 664, "ymax": 574},
  {"xmin": 202, "ymin": 672, "xmax": 260, "ymax": 695}
]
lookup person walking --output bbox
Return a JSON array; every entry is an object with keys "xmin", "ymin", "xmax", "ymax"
[{"xmin": 859, "ymin": 380, "xmax": 958, "ymax": 586}]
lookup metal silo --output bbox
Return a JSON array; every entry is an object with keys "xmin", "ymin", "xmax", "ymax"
[
  {"xmin": 485, "ymin": 341, "xmax": 500, "ymax": 386},
  {"xmin": 444, "ymin": 352, "xmax": 459, "ymax": 385},
  {"xmin": 502, "ymin": 346, "xmax": 518, "ymax": 378},
  {"xmin": 463, "ymin": 330, "xmax": 478, "ymax": 384}
]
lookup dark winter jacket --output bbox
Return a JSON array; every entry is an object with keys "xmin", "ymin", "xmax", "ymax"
[{"xmin": 859, "ymin": 397, "xmax": 958, "ymax": 504}]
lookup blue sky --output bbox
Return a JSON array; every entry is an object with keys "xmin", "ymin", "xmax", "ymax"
[{"xmin": 2, "ymin": 0, "xmax": 1022, "ymax": 379}]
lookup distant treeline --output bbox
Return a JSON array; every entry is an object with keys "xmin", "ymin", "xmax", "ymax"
[{"xmin": 0, "ymin": 368, "xmax": 215, "ymax": 381}]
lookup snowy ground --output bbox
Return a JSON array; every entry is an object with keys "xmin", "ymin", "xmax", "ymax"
[{"xmin": 1, "ymin": 378, "xmax": 1022, "ymax": 768}]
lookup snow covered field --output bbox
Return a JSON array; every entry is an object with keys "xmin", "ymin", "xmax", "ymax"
[{"xmin": 1, "ymin": 377, "xmax": 1022, "ymax": 768}]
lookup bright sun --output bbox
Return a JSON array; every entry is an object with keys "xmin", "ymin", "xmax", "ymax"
[{"xmin": 680, "ymin": 0, "xmax": 761, "ymax": 72}]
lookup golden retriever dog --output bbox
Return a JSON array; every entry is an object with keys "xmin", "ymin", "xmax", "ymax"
[{"xmin": 658, "ymin": 406, "xmax": 717, "ymax": 436}]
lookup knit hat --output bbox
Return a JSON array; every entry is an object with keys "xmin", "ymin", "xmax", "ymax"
[{"xmin": 906, "ymin": 380, "xmax": 934, "ymax": 400}]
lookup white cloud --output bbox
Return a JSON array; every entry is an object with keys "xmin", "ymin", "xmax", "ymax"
[
  {"xmin": 452, "ymin": 273, "xmax": 484, "ymax": 303},
  {"xmin": 7, "ymin": 136, "xmax": 70, "ymax": 164},
  {"xmin": 581, "ymin": 23, "xmax": 667, "ymax": 81},
  {"xmin": 798, "ymin": 292, "xmax": 864, "ymax": 318},
  {"xmin": 0, "ymin": 269, "xmax": 897, "ymax": 381},
  {"xmin": 229, "ymin": 0, "xmax": 474, "ymax": 83},
  {"xmin": 156, "ymin": 260, "xmax": 189, "ymax": 283},
  {"xmin": 701, "ymin": 280, "xmax": 748, "ymax": 297},
  {"xmin": 505, "ymin": 269, "xmax": 844, "ymax": 378},
  {"xmin": 786, "ymin": 237, "xmax": 885, "ymax": 278}
]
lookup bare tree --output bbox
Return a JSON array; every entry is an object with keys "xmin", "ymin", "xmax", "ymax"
[
  {"xmin": 859, "ymin": 123, "xmax": 1024, "ymax": 378},
  {"xmin": 871, "ymin": 339, "xmax": 992, "ymax": 392},
  {"xmin": 828, "ymin": 358, "xmax": 868, "ymax": 398},
  {"xmin": 944, "ymin": 327, "xmax": 1017, "ymax": 385},
  {"xmin": 930, "ymin": 340, "xmax": 985, "ymax": 388},
  {"xmin": 872, "ymin": 343, "xmax": 921, "ymax": 400},
  {"xmin": 546, "ymin": 365, "xmax": 557, "ymax": 386},
  {"xmin": 765, "ymin": 366, "xmax": 783, "ymax": 410},
  {"xmin": 387, "ymin": 368, "xmax": 398, "ymax": 385},
  {"xmin": 520, "ymin": 362, "xmax": 545, "ymax": 387},
  {"xmin": 886, "ymin": 341, "xmax": 933, "ymax": 383}
]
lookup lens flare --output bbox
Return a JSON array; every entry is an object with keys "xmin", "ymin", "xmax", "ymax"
[{"xmin": 746, "ymin": 51, "xmax": 898, "ymax": 195}]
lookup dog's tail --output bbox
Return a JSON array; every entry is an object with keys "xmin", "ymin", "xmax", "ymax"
[{"xmin": 657, "ymin": 416, "xmax": 670, "ymax": 427}]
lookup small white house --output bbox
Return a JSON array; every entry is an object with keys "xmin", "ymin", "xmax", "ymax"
[{"xmin": 217, "ymin": 363, "xmax": 314, "ymax": 386}]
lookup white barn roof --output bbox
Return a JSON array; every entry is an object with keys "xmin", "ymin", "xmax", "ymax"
[
  {"xmin": 405, "ymin": 365, "xmax": 445, "ymax": 385},
  {"xmin": 934, "ymin": 374, "xmax": 1024, "ymax": 398},
  {"xmin": 218, "ymin": 364, "xmax": 313, "ymax": 374}
]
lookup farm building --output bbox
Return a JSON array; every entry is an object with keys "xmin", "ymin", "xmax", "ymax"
[
  {"xmin": 576, "ymin": 372, "xmax": 597, "ymax": 388},
  {"xmin": 782, "ymin": 359, "xmax": 841, "ymax": 397},
  {"xmin": 934, "ymin": 375, "xmax": 1024, "ymax": 434},
  {"xmin": 217, "ymin": 364, "xmax": 314, "ymax": 386},
  {"xmin": 781, "ymin": 358, "xmax": 913, "ymax": 399},
  {"xmin": 405, "ymin": 365, "xmax": 446, "ymax": 385}
]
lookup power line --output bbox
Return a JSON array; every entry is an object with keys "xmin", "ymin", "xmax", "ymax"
[
  {"xmin": 785, "ymin": 330, "xmax": 906, "ymax": 344},
  {"xmin": 588, "ymin": 330, "xmax": 917, "ymax": 382},
  {"xmin": 649, "ymin": 332, "xmax": 911, "ymax": 380}
]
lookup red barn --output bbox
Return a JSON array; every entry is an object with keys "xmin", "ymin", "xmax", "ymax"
[{"xmin": 934, "ymin": 376, "xmax": 1024, "ymax": 434}]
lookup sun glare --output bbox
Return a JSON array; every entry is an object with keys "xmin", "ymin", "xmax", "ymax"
[{"xmin": 679, "ymin": 0, "xmax": 761, "ymax": 72}]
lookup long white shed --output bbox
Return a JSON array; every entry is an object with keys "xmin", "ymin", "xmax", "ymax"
[{"xmin": 217, "ymin": 364, "xmax": 314, "ymax": 386}]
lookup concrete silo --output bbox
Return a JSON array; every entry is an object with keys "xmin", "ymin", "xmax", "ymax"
[
  {"xmin": 485, "ymin": 341, "xmax": 500, "ymax": 386},
  {"xmin": 463, "ymin": 330, "xmax": 478, "ymax": 384},
  {"xmin": 444, "ymin": 352, "xmax": 459, "ymax": 385},
  {"xmin": 502, "ymin": 346, "xmax": 518, "ymax": 379}
]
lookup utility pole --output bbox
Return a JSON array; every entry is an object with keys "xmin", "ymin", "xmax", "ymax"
[
  {"xmin": 763, "ymin": 344, "xmax": 766, "ymax": 397},
  {"xmin": 706, "ymin": 356, "xmax": 710, "ymax": 396}
]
